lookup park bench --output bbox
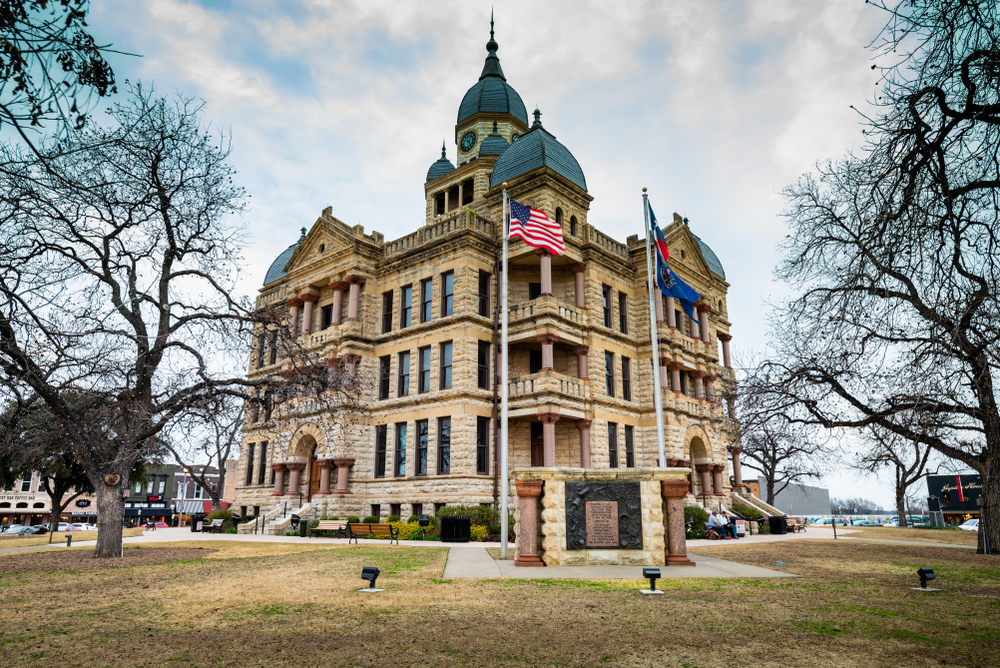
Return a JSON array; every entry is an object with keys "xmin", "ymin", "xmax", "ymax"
[
  {"xmin": 786, "ymin": 518, "xmax": 806, "ymax": 533},
  {"xmin": 308, "ymin": 520, "xmax": 347, "ymax": 539},
  {"xmin": 202, "ymin": 519, "xmax": 225, "ymax": 534},
  {"xmin": 347, "ymin": 523, "xmax": 399, "ymax": 545}
]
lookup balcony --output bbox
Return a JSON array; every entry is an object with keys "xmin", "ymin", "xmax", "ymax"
[{"xmin": 508, "ymin": 370, "xmax": 589, "ymax": 414}]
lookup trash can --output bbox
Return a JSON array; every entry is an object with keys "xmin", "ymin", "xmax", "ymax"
[
  {"xmin": 440, "ymin": 516, "xmax": 471, "ymax": 543},
  {"xmin": 768, "ymin": 515, "xmax": 788, "ymax": 535},
  {"xmin": 299, "ymin": 520, "xmax": 308, "ymax": 537},
  {"xmin": 191, "ymin": 513, "xmax": 205, "ymax": 532}
]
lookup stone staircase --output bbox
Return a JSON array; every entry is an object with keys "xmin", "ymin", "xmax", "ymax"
[
  {"xmin": 731, "ymin": 490, "xmax": 785, "ymax": 517},
  {"xmin": 239, "ymin": 500, "xmax": 314, "ymax": 535}
]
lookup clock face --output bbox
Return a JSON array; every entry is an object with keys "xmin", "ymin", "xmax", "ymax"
[
  {"xmin": 511, "ymin": 132, "xmax": 520, "ymax": 143},
  {"xmin": 460, "ymin": 130, "xmax": 477, "ymax": 152}
]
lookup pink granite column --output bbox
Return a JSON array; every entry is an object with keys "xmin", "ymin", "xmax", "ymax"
[
  {"xmin": 653, "ymin": 283, "xmax": 663, "ymax": 323},
  {"xmin": 315, "ymin": 459, "xmax": 333, "ymax": 494},
  {"xmin": 572, "ymin": 345, "xmax": 589, "ymax": 379},
  {"xmin": 719, "ymin": 334, "xmax": 732, "ymax": 369},
  {"xmin": 300, "ymin": 290, "xmax": 319, "ymax": 335},
  {"xmin": 536, "ymin": 333, "xmax": 558, "ymax": 371},
  {"xmin": 284, "ymin": 462, "xmax": 305, "ymax": 496},
  {"xmin": 346, "ymin": 275, "xmax": 366, "ymax": 321},
  {"xmin": 661, "ymin": 480, "xmax": 696, "ymax": 567},
  {"xmin": 704, "ymin": 374, "xmax": 716, "ymax": 402},
  {"xmin": 728, "ymin": 446, "xmax": 743, "ymax": 487},
  {"xmin": 333, "ymin": 458, "xmax": 355, "ymax": 494},
  {"xmin": 698, "ymin": 303, "xmax": 711, "ymax": 344},
  {"xmin": 271, "ymin": 463, "xmax": 287, "ymax": 496},
  {"xmin": 287, "ymin": 298, "xmax": 303, "ymax": 338},
  {"xmin": 572, "ymin": 262, "xmax": 587, "ymax": 309},
  {"xmin": 536, "ymin": 249, "xmax": 552, "ymax": 296},
  {"xmin": 712, "ymin": 464, "xmax": 725, "ymax": 496},
  {"xmin": 343, "ymin": 353, "xmax": 361, "ymax": 376},
  {"xmin": 577, "ymin": 419, "xmax": 592, "ymax": 468},
  {"xmin": 690, "ymin": 314, "xmax": 700, "ymax": 341},
  {"xmin": 659, "ymin": 356, "xmax": 669, "ymax": 392},
  {"xmin": 691, "ymin": 370, "xmax": 705, "ymax": 400},
  {"xmin": 666, "ymin": 296, "xmax": 677, "ymax": 329},
  {"xmin": 668, "ymin": 361, "xmax": 683, "ymax": 394},
  {"xmin": 696, "ymin": 463, "xmax": 713, "ymax": 496},
  {"xmin": 537, "ymin": 412, "xmax": 560, "ymax": 467},
  {"xmin": 514, "ymin": 480, "xmax": 544, "ymax": 567},
  {"xmin": 329, "ymin": 280, "xmax": 347, "ymax": 326}
]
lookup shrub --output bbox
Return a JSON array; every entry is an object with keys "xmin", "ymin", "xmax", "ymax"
[
  {"xmin": 308, "ymin": 519, "xmax": 320, "ymax": 529},
  {"xmin": 437, "ymin": 505, "xmax": 499, "ymax": 528},
  {"xmin": 346, "ymin": 516, "xmax": 360, "ymax": 523},
  {"xmin": 284, "ymin": 530, "xmax": 298, "ymax": 536},
  {"xmin": 386, "ymin": 515, "xmax": 401, "ymax": 523},
  {"xmin": 206, "ymin": 508, "xmax": 233, "ymax": 522},
  {"xmin": 362, "ymin": 515, "xmax": 378, "ymax": 524},
  {"xmin": 407, "ymin": 515, "xmax": 419, "ymax": 524},
  {"xmin": 223, "ymin": 527, "xmax": 237, "ymax": 534},
  {"xmin": 759, "ymin": 523, "xmax": 770, "ymax": 534},
  {"xmin": 470, "ymin": 525, "xmax": 489, "ymax": 542},
  {"xmin": 685, "ymin": 505, "xmax": 709, "ymax": 540},
  {"xmin": 731, "ymin": 504, "xmax": 764, "ymax": 522},
  {"xmin": 319, "ymin": 516, "xmax": 339, "ymax": 521}
]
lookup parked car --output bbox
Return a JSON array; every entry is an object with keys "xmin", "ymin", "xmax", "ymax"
[
  {"xmin": 58, "ymin": 523, "xmax": 80, "ymax": 531},
  {"xmin": 1, "ymin": 524, "xmax": 25, "ymax": 533},
  {"xmin": 71, "ymin": 523, "xmax": 97, "ymax": 531},
  {"xmin": 959, "ymin": 519, "xmax": 979, "ymax": 531},
  {"xmin": 854, "ymin": 520, "xmax": 879, "ymax": 527},
  {"xmin": 818, "ymin": 518, "xmax": 850, "ymax": 525},
  {"xmin": 147, "ymin": 521, "xmax": 169, "ymax": 529},
  {"xmin": 2, "ymin": 526, "xmax": 34, "ymax": 535}
]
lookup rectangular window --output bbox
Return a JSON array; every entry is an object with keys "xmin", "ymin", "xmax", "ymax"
[
  {"xmin": 438, "ymin": 417, "xmax": 451, "ymax": 475},
  {"xmin": 320, "ymin": 304, "xmax": 333, "ymax": 330},
  {"xmin": 609, "ymin": 423, "xmax": 619, "ymax": 468},
  {"xmin": 375, "ymin": 425, "xmax": 387, "ymax": 478},
  {"xmin": 570, "ymin": 217, "xmax": 577, "ymax": 236},
  {"xmin": 147, "ymin": 480, "xmax": 153, "ymax": 494},
  {"xmin": 477, "ymin": 416, "xmax": 490, "ymax": 475},
  {"xmin": 134, "ymin": 481, "xmax": 141, "ymax": 494},
  {"xmin": 622, "ymin": 357, "xmax": 632, "ymax": 401},
  {"xmin": 602, "ymin": 285, "xmax": 613, "ymax": 327},
  {"xmin": 258, "ymin": 442, "xmax": 268, "ymax": 485},
  {"xmin": 416, "ymin": 420, "xmax": 429, "ymax": 476},
  {"xmin": 20, "ymin": 478, "xmax": 31, "ymax": 493},
  {"xmin": 158, "ymin": 477, "xmax": 165, "ymax": 494},
  {"xmin": 268, "ymin": 330, "xmax": 278, "ymax": 365},
  {"xmin": 401, "ymin": 285, "xmax": 413, "ymax": 328},
  {"xmin": 530, "ymin": 349, "xmax": 543, "ymax": 374},
  {"xmin": 381, "ymin": 291, "xmax": 394, "ymax": 333},
  {"xmin": 530, "ymin": 422, "xmax": 544, "ymax": 467},
  {"xmin": 378, "ymin": 355, "xmax": 391, "ymax": 400},
  {"xmin": 178, "ymin": 483, "xmax": 185, "ymax": 499},
  {"xmin": 478, "ymin": 270, "xmax": 491, "ymax": 317},
  {"xmin": 441, "ymin": 271, "xmax": 454, "ymax": 317},
  {"xmin": 390, "ymin": 503, "xmax": 401, "ymax": 519},
  {"xmin": 395, "ymin": 423, "xmax": 407, "ymax": 477},
  {"xmin": 676, "ymin": 309, "xmax": 686, "ymax": 337},
  {"xmin": 625, "ymin": 425, "xmax": 635, "ymax": 468},
  {"xmin": 412, "ymin": 502, "xmax": 422, "ymax": 518},
  {"xmin": 398, "ymin": 351, "xmax": 410, "ymax": 397},
  {"xmin": 194, "ymin": 485, "xmax": 203, "ymax": 499},
  {"xmin": 679, "ymin": 371, "xmax": 687, "ymax": 396},
  {"xmin": 420, "ymin": 278, "xmax": 433, "ymax": 323},
  {"xmin": 529, "ymin": 282, "xmax": 541, "ymax": 300},
  {"xmin": 255, "ymin": 331, "xmax": 266, "ymax": 369},
  {"xmin": 371, "ymin": 504, "xmax": 381, "ymax": 521},
  {"xmin": 251, "ymin": 400, "xmax": 260, "ymax": 423},
  {"xmin": 245, "ymin": 444, "xmax": 255, "ymax": 485},
  {"xmin": 605, "ymin": 351, "xmax": 615, "ymax": 397},
  {"xmin": 418, "ymin": 347, "xmax": 431, "ymax": 393},
  {"xmin": 439, "ymin": 342, "xmax": 453, "ymax": 390},
  {"xmin": 619, "ymin": 293, "xmax": 628, "ymax": 333},
  {"xmin": 477, "ymin": 341, "xmax": 490, "ymax": 389}
]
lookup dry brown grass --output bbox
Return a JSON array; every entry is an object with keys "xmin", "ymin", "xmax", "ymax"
[
  {"xmin": 0, "ymin": 539, "xmax": 997, "ymax": 668},
  {"xmin": 839, "ymin": 525, "xmax": 978, "ymax": 546},
  {"xmin": 0, "ymin": 527, "xmax": 145, "ymax": 549}
]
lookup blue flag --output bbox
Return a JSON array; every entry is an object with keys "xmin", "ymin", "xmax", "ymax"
[{"xmin": 655, "ymin": 254, "xmax": 701, "ymax": 323}]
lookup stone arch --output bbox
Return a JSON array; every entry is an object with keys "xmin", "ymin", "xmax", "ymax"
[
  {"xmin": 682, "ymin": 424, "xmax": 714, "ymax": 464},
  {"xmin": 287, "ymin": 423, "xmax": 324, "ymax": 463}
]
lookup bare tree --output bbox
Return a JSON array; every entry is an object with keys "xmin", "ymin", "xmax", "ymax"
[
  {"xmin": 852, "ymin": 422, "xmax": 937, "ymax": 527},
  {"xmin": 163, "ymin": 397, "xmax": 241, "ymax": 512},
  {"xmin": 0, "ymin": 84, "xmax": 257, "ymax": 557},
  {"xmin": 763, "ymin": 0, "xmax": 1000, "ymax": 554},
  {"xmin": 829, "ymin": 497, "xmax": 884, "ymax": 515}
]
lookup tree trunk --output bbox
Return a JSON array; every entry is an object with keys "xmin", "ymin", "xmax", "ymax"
[
  {"xmin": 766, "ymin": 477, "xmax": 776, "ymax": 506},
  {"xmin": 895, "ymin": 490, "xmax": 907, "ymax": 529},
  {"xmin": 47, "ymin": 496, "xmax": 66, "ymax": 544},
  {"xmin": 94, "ymin": 482, "xmax": 125, "ymax": 558},
  {"xmin": 980, "ymin": 463, "xmax": 999, "ymax": 556}
]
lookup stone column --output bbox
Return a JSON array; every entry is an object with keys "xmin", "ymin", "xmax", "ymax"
[
  {"xmin": 712, "ymin": 464, "xmax": 725, "ymax": 496},
  {"xmin": 537, "ymin": 249, "xmax": 552, "ymax": 296},
  {"xmin": 346, "ymin": 275, "xmax": 366, "ymax": 321},
  {"xmin": 661, "ymin": 480, "xmax": 696, "ymax": 567},
  {"xmin": 343, "ymin": 353, "xmax": 361, "ymax": 375},
  {"xmin": 653, "ymin": 283, "xmax": 663, "ymax": 323},
  {"xmin": 333, "ymin": 458, "xmax": 355, "ymax": 494},
  {"xmin": 705, "ymin": 374, "xmax": 716, "ymax": 402},
  {"xmin": 537, "ymin": 333, "xmax": 558, "ymax": 371},
  {"xmin": 300, "ymin": 290, "xmax": 319, "ymax": 335},
  {"xmin": 727, "ymin": 396, "xmax": 737, "ymax": 420},
  {"xmin": 728, "ymin": 446, "xmax": 744, "ymax": 487},
  {"xmin": 329, "ymin": 280, "xmax": 347, "ymax": 326},
  {"xmin": 577, "ymin": 419, "xmax": 592, "ymax": 468},
  {"xmin": 690, "ymin": 314, "xmax": 700, "ymax": 340},
  {"xmin": 572, "ymin": 345, "xmax": 589, "ymax": 379},
  {"xmin": 659, "ymin": 356, "xmax": 669, "ymax": 392},
  {"xmin": 514, "ymin": 480, "xmax": 544, "ymax": 567},
  {"xmin": 691, "ymin": 370, "xmax": 705, "ymax": 400},
  {"xmin": 696, "ymin": 463, "xmax": 713, "ymax": 496},
  {"xmin": 572, "ymin": 263, "xmax": 587, "ymax": 309},
  {"xmin": 458, "ymin": 183, "xmax": 464, "ymax": 208},
  {"xmin": 271, "ymin": 463, "xmax": 287, "ymax": 496},
  {"xmin": 666, "ymin": 296, "xmax": 677, "ymax": 329},
  {"xmin": 287, "ymin": 298, "xmax": 302, "ymax": 338},
  {"xmin": 284, "ymin": 462, "xmax": 305, "ymax": 496},
  {"xmin": 537, "ymin": 412, "xmax": 559, "ymax": 467},
  {"xmin": 719, "ymin": 334, "xmax": 732, "ymax": 369},
  {"xmin": 698, "ymin": 303, "xmax": 711, "ymax": 344},
  {"xmin": 315, "ymin": 459, "xmax": 333, "ymax": 494},
  {"xmin": 668, "ymin": 361, "xmax": 683, "ymax": 394},
  {"xmin": 444, "ymin": 190, "xmax": 450, "ymax": 213}
]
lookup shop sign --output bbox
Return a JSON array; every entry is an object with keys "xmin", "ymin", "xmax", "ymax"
[{"xmin": 75, "ymin": 499, "xmax": 91, "ymax": 508}]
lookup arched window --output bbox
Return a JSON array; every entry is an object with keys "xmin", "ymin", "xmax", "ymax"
[
  {"xmin": 570, "ymin": 216, "xmax": 578, "ymax": 237},
  {"xmin": 555, "ymin": 208, "xmax": 563, "ymax": 225},
  {"xmin": 15, "ymin": 502, "xmax": 27, "ymax": 508},
  {"xmin": 0, "ymin": 502, "xmax": 10, "ymax": 508},
  {"xmin": 33, "ymin": 502, "xmax": 45, "ymax": 508}
]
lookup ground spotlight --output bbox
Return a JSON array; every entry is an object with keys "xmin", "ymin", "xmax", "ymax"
[
  {"xmin": 916, "ymin": 567, "xmax": 937, "ymax": 590},
  {"xmin": 360, "ymin": 566, "xmax": 383, "ymax": 592},
  {"xmin": 641, "ymin": 568, "xmax": 663, "ymax": 595}
]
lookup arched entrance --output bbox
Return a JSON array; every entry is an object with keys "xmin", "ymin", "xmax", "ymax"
[{"xmin": 307, "ymin": 445, "xmax": 320, "ymax": 501}]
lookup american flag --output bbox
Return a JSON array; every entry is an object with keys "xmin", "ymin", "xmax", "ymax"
[{"xmin": 509, "ymin": 198, "xmax": 565, "ymax": 255}]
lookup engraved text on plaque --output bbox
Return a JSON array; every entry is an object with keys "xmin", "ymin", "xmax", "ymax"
[{"xmin": 585, "ymin": 501, "xmax": 619, "ymax": 547}]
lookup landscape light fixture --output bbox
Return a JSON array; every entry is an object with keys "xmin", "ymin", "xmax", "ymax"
[
  {"xmin": 419, "ymin": 514, "xmax": 430, "ymax": 539},
  {"xmin": 641, "ymin": 568, "xmax": 663, "ymax": 595},
  {"xmin": 915, "ymin": 567, "xmax": 938, "ymax": 591},
  {"xmin": 359, "ymin": 566, "xmax": 383, "ymax": 593}
]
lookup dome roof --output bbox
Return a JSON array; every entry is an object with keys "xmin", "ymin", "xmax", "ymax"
[
  {"xmin": 692, "ymin": 232, "xmax": 726, "ymax": 279},
  {"xmin": 489, "ymin": 109, "xmax": 587, "ymax": 191},
  {"xmin": 457, "ymin": 20, "xmax": 528, "ymax": 125},
  {"xmin": 478, "ymin": 120, "xmax": 510, "ymax": 156},
  {"xmin": 264, "ymin": 227, "xmax": 306, "ymax": 285},
  {"xmin": 426, "ymin": 143, "xmax": 456, "ymax": 182}
]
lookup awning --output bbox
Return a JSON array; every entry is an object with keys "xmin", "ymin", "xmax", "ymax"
[{"xmin": 178, "ymin": 500, "xmax": 211, "ymax": 514}]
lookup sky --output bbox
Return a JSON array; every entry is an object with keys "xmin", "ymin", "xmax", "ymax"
[{"xmin": 80, "ymin": 0, "xmax": 911, "ymax": 508}]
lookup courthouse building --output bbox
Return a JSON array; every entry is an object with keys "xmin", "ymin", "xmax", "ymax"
[{"xmin": 234, "ymin": 23, "xmax": 744, "ymax": 527}]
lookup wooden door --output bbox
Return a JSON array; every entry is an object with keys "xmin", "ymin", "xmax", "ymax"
[
  {"xmin": 308, "ymin": 452, "xmax": 320, "ymax": 501},
  {"xmin": 530, "ymin": 422, "xmax": 544, "ymax": 467}
]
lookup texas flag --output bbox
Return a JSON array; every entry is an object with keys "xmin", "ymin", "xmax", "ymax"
[{"xmin": 649, "ymin": 205, "xmax": 670, "ymax": 261}]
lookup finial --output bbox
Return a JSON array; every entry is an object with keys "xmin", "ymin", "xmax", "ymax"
[
  {"xmin": 300, "ymin": 227, "xmax": 307, "ymax": 239},
  {"xmin": 480, "ymin": 12, "xmax": 505, "ymax": 81},
  {"xmin": 532, "ymin": 108, "xmax": 542, "ymax": 128},
  {"xmin": 502, "ymin": 181, "xmax": 508, "ymax": 188},
  {"xmin": 682, "ymin": 217, "xmax": 689, "ymax": 225},
  {"xmin": 490, "ymin": 8, "xmax": 494, "ymax": 40},
  {"xmin": 642, "ymin": 187, "xmax": 647, "ymax": 193},
  {"xmin": 492, "ymin": 118, "xmax": 499, "ymax": 133},
  {"xmin": 441, "ymin": 140, "xmax": 446, "ymax": 158}
]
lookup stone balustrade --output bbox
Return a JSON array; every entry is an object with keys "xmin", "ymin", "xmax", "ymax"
[{"xmin": 508, "ymin": 371, "xmax": 588, "ymax": 401}]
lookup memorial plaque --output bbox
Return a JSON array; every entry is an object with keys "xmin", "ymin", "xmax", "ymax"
[
  {"xmin": 585, "ymin": 501, "xmax": 619, "ymax": 547},
  {"xmin": 565, "ymin": 481, "xmax": 643, "ymax": 550}
]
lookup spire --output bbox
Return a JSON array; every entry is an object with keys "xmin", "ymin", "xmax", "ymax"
[
  {"xmin": 441, "ymin": 140, "xmax": 447, "ymax": 159},
  {"xmin": 492, "ymin": 118, "xmax": 499, "ymax": 134},
  {"xmin": 531, "ymin": 108, "xmax": 542, "ymax": 129},
  {"xmin": 299, "ymin": 227, "xmax": 307, "ymax": 240},
  {"xmin": 479, "ymin": 13, "xmax": 506, "ymax": 81}
]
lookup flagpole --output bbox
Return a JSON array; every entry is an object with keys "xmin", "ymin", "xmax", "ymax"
[
  {"xmin": 643, "ymin": 188, "xmax": 667, "ymax": 467},
  {"xmin": 500, "ymin": 183, "xmax": 510, "ymax": 560}
]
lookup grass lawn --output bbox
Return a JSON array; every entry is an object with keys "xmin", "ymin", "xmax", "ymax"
[
  {"xmin": 836, "ymin": 525, "xmax": 979, "ymax": 546},
  {"xmin": 0, "ymin": 527, "xmax": 145, "ymax": 548},
  {"xmin": 0, "ymin": 538, "xmax": 997, "ymax": 667}
]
